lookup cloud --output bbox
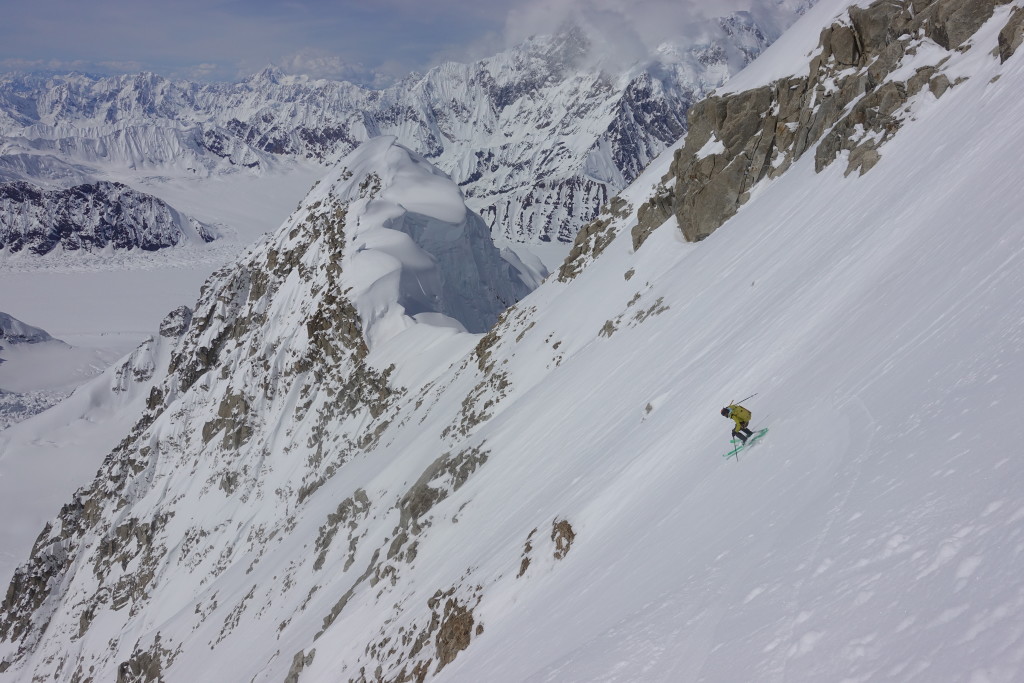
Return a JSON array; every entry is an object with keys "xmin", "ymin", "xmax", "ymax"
[
  {"xmin": 502, "ymin": 0, "xmax": 751, "ymax": 50},
  {"xmin": 438, "ymin": 0, "xmax": 764, "ymax": 73},
  {"xmin": 186, "ymin": 63, "xmax": 221, "ymax": 80},
  {"xmin": 0, "ymin": 0, "xmax": 798, "ymax": 83},
  {"xmin": 0, "ymin": 57, "xmax": 91, "ymax": 73},
  {"xmin": 275, "ymin": 50, "xmax": 391, "ymax": 87}
]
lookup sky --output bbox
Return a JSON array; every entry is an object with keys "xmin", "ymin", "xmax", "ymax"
[{"xmin": 0, "ymin": 0, "xmax": 790, "ymax": 85}]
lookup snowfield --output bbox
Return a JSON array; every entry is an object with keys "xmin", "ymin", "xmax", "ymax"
[{"xmin": 2, "ymin": 0, "xmax": 1024, "ymax": 681}]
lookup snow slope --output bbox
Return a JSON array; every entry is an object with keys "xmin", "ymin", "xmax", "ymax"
[{"xmin": 3, "ymin": 1, "xmax": 1024, "ymax": 681}]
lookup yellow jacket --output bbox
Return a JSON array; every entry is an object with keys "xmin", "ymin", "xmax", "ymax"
[{"xmin": 726, "ymin": 404, "xmax": 751, "ymax": 428}]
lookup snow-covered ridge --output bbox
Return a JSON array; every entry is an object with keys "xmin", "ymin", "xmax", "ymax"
[
  {"xmin": 0, "ymin": 134, "xmax": 532, "ymax": 679},
  {"xmin": 298, "ymin": 136, "xmax": 532, "ymax": 341},
  {"xmin": 0, "ymin": 180, "xmax": 217, "ymax": 255},
  {"xmin": 0, "ymin": 312, "xmax": 54, "ymax": 345},
  {"xmin": 0, "ymin": 9, "xmax": 808, "ymax": 245}
]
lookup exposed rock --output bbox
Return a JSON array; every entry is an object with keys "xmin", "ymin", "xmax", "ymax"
[
  {"xmin": 313, "ymin": 490, "xmax": 371, "ymax": 571},
  {"xmin": 434, "ymin": 595, "xmax": 479, "ymax": 672},
  {"xmin": 635, "ymin": 0, "xmax": 1011, "ymax": 248},
  {"xmin": 158, "ymin": 306, "xmax": 192, "ymax": 338},
  {"xmin": 201, "ymin": 391, "xmax": 254, "ymax": 450},
  {"xmin": 558, "ymin": 196, "xmax": 633, "ymax": 281},
  {"xmin": 517, "ymin": 528, "xmax": 538, "ymax": 578},
  {"xmin": 116, "ymin": 633, "xmax": 178, "ymax": 683},
  {"xmin": 552, "ymin": 520, "xmax": 576, "ymax": 560},
  {"xmin": 998, "ymin": 5, "xmax": 1024, "ymax": 62},
  {"xmin": 284, "ymin": 649, "xmax": 316, "ymax": 683},
  {"xmin": 398, "ymin": 445, "xmax": 490, "ymax": 536},
  {"xmin": 632, "ymin": 184, "xmax": 675, "ymax": 245}
]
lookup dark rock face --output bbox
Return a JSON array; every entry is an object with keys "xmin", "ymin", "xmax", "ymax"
[
  {"xmin": 0, "ymin": 181, "xmax": 216, "ymax": 254},
  {"xmin": 999, "ymin": 5, "xmax": 1024, "ymax": 62},
  {"xmin": 631, "ymin": 0, "xmax": 1011, "ymax": 248},
  {"xmin": 157, "ymin": 306, "xmax": 193, "ymax": 339}
]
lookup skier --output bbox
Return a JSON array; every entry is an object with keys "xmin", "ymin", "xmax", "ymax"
[{"xmin": 721, "ymin": 403, "xmax": 754, "ymax": 444}]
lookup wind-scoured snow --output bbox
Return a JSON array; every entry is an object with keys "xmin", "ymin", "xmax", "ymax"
[{"xmin": 2, "ymin": 1, "xmax": 1024, "ymax": 681}]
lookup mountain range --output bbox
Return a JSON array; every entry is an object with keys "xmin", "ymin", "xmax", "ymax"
[{"xmin": 0, "ymin": 4, "xmax": 811, "ymax": 247}]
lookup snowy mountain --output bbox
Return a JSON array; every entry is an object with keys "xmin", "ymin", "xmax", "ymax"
[
  {"xmin": 4, "ymin": 0, "xmax": 1024, "ymax": 680},
  {"xmin": 0, "ymin": 314, "xmax": 53, "ymax": 345},
  {"xmin": 0, "ymin": 313, "xmax": 123, "ymax": 430},
  {"xmin": 0, "ymin": 4, "xmax": 810, "ymax": 246},
  {"xmin": 0, "ymin": 181, "xmax": 217, "ymax": 255}
]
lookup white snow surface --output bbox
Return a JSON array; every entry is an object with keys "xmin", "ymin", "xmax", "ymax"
[{"xmin": 2, "ymin": 3, "xmax": 1024, "ymax": 682}]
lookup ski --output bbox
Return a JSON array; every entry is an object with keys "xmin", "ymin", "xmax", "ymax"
[
  {"xmin": 721, "ymin": 428, "xmax": 768, "ymax": 460},
  {"xmin": 746, "ymin": 427, "xmax": 769, "ymax": 446}
]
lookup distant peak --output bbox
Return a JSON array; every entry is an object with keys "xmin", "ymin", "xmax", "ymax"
[
  {"xmin": 0, "ymin": 312, "xmax": 57, "ymax": 344},
  {"xmin": 249, "ymin": 66, "xmax": 284, "ymax": 84}
]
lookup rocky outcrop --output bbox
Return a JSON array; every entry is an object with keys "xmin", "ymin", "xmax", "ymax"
[
  {"xmin": 633, "ymin": 0, "xmax": 1012, "ymax": 248},
  {"xmin": 0, "ymin": 181, "xmax": 216, "ymax": 254},
  {"xmin": 157, "ymin": 306, "xmax": 192, "ymax": 338},
  {"xmin": 557, "ymin": 196, "xmax": 633, "ymax": 282},
  {"xmin": 998, "ymin": 5, "xmax": 1024, "ymax": 61}
]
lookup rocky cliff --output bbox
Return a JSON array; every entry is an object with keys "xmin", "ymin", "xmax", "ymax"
[{"xmin": 622, "ymin": 0, "xmax": 1021, "ymax": 249}]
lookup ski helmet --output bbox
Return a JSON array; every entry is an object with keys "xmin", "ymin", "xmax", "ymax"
[{"xmin": 720, "ymin": 407, "xmax": 730, "ymax": 417}]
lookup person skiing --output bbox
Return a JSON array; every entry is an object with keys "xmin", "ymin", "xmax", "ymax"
[{"xmin": 721, "ymin": 403, "xmax": 754, "ymax": 444}]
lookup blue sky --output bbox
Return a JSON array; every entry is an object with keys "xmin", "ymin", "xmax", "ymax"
[
  {"xmin": 0, "ymin": 0, "xmax": 519, "ymax": 84},
  {"xmin": 0, "ymin": 0, "xmax": 778, "ymax": 85}
]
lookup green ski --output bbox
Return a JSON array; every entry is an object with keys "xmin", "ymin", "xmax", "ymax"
[{"xmin": 721, "ymin": 428, "xmax": 768, "ymax": 460}]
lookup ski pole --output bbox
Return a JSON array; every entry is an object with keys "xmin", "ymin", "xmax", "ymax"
[{"xmin": 735, "ymin": 392, "xmax": 758, "ymax": 404}]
